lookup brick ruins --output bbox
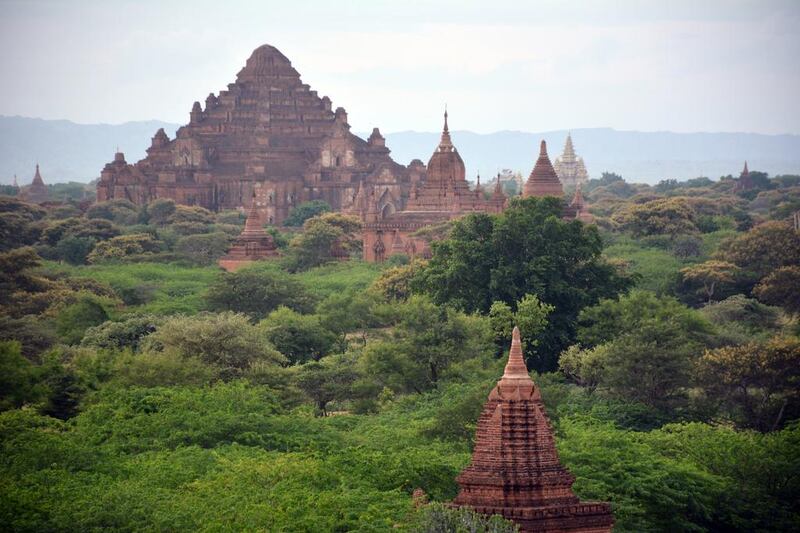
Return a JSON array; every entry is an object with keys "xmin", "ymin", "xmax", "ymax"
[
  {"xmin": 20, "ymin": 164, "xmax": 48, "ymax": 204},
  {"xmin": 452, "ymin": 327, "xmax": 614, "ymax": 532},
  {"xmin": 217, "ymin": 194, "xmax": 279, "ymax": 271},
  {"xmin": 96, "ymin": 45, "xmax": 422, "ymax": 225}
]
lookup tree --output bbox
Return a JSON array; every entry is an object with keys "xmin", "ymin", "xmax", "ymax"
[
  {"xmin": 143, "ymin": 312, "xmax": 285, "ymax": 377},
  {"xmin": 174, "ymin": 232, "xmax": 231, "ymax": 265},
  {"xmin": 612, "ymin": 197, "xmax": 698, "ymax": 237},
  {"xmin": 55, "ymin": 235, "xmax": 95, "ymax": 265},
  {"xmin": 680, "ymin": 260, "xmax": 740, "ymax": 302},
  {"xmin": 0, "ymin": 197, "xmax": 46, "ymax": 251},
  {"xmin": 87, "ymin": 233, "xmax": 163, "ymax": 263},
  {"xmin": 81, "ymin": 315, "xmax": 161, "ymax": 351},
  {"xmin": 696, "ymin": 338, "xmax": 800, "ymax": 431},
  {"xmin": 558, "ymin": 344, "xmax": 606, "ymax": 391},
  {"xmin": 0, "ymin": 341, "xmax": 46, "ymax": 411},
  {"xmin": 55, "ymin": 296, "xmax": 110, "ymax": 345},
  {"xmin": 145, "ymin": 198, "xmax": 177, "ymax": 225},
  {"xmin": 369, "ymin": 260, "xmax": 427, "ymax": 301},
  {"xmin": 258, "ymin": 307, "xmax": 337, "ymax": 364},
  {"xmin": 167, "ymin": 205, "xmax": 215, "ymax": 225},
  {"xmin": 577, "ymin": 290, "xmax": 714, "ymax": 348},
  {"xmin": 415, "ymin": 197, "xmax": 631, "ymax": 370},
  {"xmin": 360, "ymin": 296, "xmax": 491, "ymax": 393},
  {"xmin": 488, "ymin": 294, "xmax": 553, "ymax": 366},
  {"xmin": 41, "ymin": 217, "xmax": 120, "ymax": 246},
  {"xmin": 205, "ymin": 267, "xmax": 316, "ymax": 319},
  {"xmin": 283, "ymin": 200, "xmax": 331, "ymax": 227},
  {"xmin": 294, "ymin": 354, "xmax": 360, "ymax": 415},
  {"xmin": 283, "ymin": 213, "xmax": 362, "ymax": 271},
  {"xmin": 407, "ymin": 503, "xmax": 519, "ymax": 533},
  {"xmin": 86, "ymin": 199, "xmax": 139, "ymax": 225},
  {"xmin": 753, "ymin": 266, "xmax": 800, "ymax": 314},
  {"xmin": 717, "ymin": 221, "xmax": 800, "ymax": 280}
]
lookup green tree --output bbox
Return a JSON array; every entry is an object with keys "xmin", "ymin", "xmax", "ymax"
[
  {"xmin": 87, "ymin": 233, "xmax": 163, "ymax": 263},
  {"xmin": 81, "ymin": 315, "xmax": 161, "ymax": 351},
  {"xmin": 717, "ymin": 221, "xmax": 800, "ymax": 279},
  {"xmin": 696, "ymin": 337, "xmax": 800, "ymax": 431},
  {"xmin": 55, "ymin": 296, "xmax": 110, "ymax": 345},
  {"xmin": 415, "ymin": 197, "xmax": 630, "ymax": 370},
  {"xmin": 0, "ymin": 341, "xmax": 46, "ymax": 411},
  {"xmin": 284, "ymin": 213, "xmax": 362, "ymax": 271},
  {"xmin": 612, "ymin": 197, "xmax": 698, "ymax": 237},
  {"xmin": 55, "ymin": 235, "xmax": 95, "ymax": 264},
  {"xmin": 283, "ymin": 200, "xmax": 331, "ymax": 227},
  {"xmin": 369, "ymin": 260, "xmax": 426, "ymax": 301},
  {"xmin": 146, "ymin": 198, "xmax": 177, "ymax": 225},
  {"xmin": 143, "ymin": 312, "xmax": 285, "ymax": 377},
  {"xmin": 205, "ymin": 266, "xmax": 316, "ymax": 319},
  {"xmin": 259, "ymin": 307, "xmax": 337, "ymax": 364},
  {"xmin": 86, "ymin": 199, "xmax": 140, "ymax": 225},
  {"xmin": 753, "ymin": 266, "xmax": 800, "ymax": 314},
  {"xmin": 174, "ymin": 231, "xmax": 231, "ymax": 265},
  {"xmin": 680, "ymin": 260, "xmax": 741, "ymax": 302},
  {"xmin": 488, "ymin": 294, "xmax": 553, "ymax": 366},
  {"xmin": 41, "ymin": 217, "xmax": 120, "ymax": 246},
  {"xmin": 294, "ymin": 354, "xmax": 360, "ymax": 415}
]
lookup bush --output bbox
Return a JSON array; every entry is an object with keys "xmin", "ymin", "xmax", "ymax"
[
  {"xmin": 205, "ymin": 266, "xmax": 316, "ymax": 319},
  {"xmin": 259, "ymin": 307, "xmax": 337, "ymax": 364}
]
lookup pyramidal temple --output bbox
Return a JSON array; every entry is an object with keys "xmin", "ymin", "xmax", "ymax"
[
  {"xmin": 452, "ymin": 327, "xmax": 614, "ymax": 532},
  {"xmin": 553, "ymin": 133, "xmax": 589, "ymax": 187}
]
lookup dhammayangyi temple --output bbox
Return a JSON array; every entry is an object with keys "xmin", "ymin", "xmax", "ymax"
[
  {"xmin": 95, "ymin": 44, "xmax": 593, "ymax": 264},
  {"xmin": 452, "ymin": 327, "xmax": 614, "ymax": 532}
]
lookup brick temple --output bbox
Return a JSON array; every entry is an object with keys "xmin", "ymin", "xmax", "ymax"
[
  {"xmin": 360, "ymin": 110, "xmax": 506, "ymax": 262},
  {"xmin": 217, "ymin": 195, "xmax": 279, "ymax": 271},
  {"xmin": 452, "ymin": 327, "xmax": 614, "ymax": 532},
  {"xmin": 96, "ymin": 44, "xmax": 422, "ymax": 225},
  {"xmin": 20, "ymin": 164, "xmax": 49, "ymax": 204}
]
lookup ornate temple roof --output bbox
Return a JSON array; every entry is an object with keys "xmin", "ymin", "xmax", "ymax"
[
  {"xmin": 426, "ymin": 110, "xmax": 466, "ymax": 184},
  {"xmin": 452, "ymin": 326, "xmax": 614, "ymax": 532}
]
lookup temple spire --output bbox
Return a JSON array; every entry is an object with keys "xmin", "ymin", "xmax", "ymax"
[
  {"xmin": 438, "ymin": 106, "xmax": 454, "ymax": 152},
  {"xmin": 501, "ymin": 326, "xmax": 530, "ymax": 381},
  {"xmin": 743, "ymin": 161, "xmax": 749, "ymax": 175}
]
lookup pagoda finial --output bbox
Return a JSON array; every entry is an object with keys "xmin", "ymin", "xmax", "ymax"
[
  {"xmin": 444, "ymin": 105, "xmax": 449, "ymax": 134},
  {"xmin": 743, "ymin": 161, "xmax": 749, "ymax": 175},
  {"xmin": 540, "ymin": 140, "xmax": 548, "ymax": 157},
  {"xmin": 437, "ymin": 106, "xmax": 454, "ymax": 151},
  {"xmin": 502, "ymin": 326, "xmax": 530, "ymax": 380}
]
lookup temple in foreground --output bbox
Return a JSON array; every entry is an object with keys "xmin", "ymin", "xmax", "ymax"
[
  {"xmin": 96, "ymin": 44, "xmax": 422, "ymax": 225},
  {"xmin": 452, "ymin": 327, "xmax": 614, "ymax": 532}
]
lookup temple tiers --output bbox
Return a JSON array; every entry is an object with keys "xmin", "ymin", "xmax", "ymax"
[
  {"xmin": 361, "ymin": 111, "xmax": 505, "ymax": 262},
  {"xmin": 452, "ymin": 327, "xmax": 614, "ymax": 532},
  {"xmin": 553, "ymin": 134, "xmax": 589, "ymax": 187},
  {"xmin": 523, "ymin": 141, "xmax": 564, "ymax": 198},
  {"xmin": 20, "ymin": 164, "xmax": 49, "ymax": 204},
  {"xmin": 218, "ymin": 196, "xmax": 279, "ymax": 271},
  {"xmin": 569, "ymin": 183, "xmax": 593, "ymax": 223},
  {"xmin": 97, "ymin": 45, "xmax": 421, "ymax": 225}
]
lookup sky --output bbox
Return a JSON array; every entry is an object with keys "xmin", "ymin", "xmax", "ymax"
[{"xmin": 1, "ymin": 0, "xmax": 799, "ymax": 135}]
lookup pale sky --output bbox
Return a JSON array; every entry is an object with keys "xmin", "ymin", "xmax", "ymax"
[{"xmin": 1, "ymin": 0, "xmax": 798, "ymax": 134}]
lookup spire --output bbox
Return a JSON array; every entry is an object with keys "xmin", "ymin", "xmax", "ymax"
[
  {"xmin": 564, "ymin": 133, "xmax": 575, "ymax": 158},
  {"xmin": 571, "ymin": 182, "xmax": 585, "ymax": 208},
  {"xmin": 438, "ymin": 106, "xmax": 454, "ymax": 152},
  {"xmin": 742, "ymin": 161, "xmax": 749, "ymax": 176},
  {"xmin": 475, "ymin": 173, "xmax": 482, "ymax": 192},
  {"xmin": 492, "ymin": 172, "xmax": 506, "ymax": 200},
  {"xmin": 12, "ymin": 174, "xmax": 18, "ymax": 188},
  {"xmin": 539, "ymin": 140, "xmax": 548, "ymax": 157},
  {"xmin": 501, "ymin": 326, "xmax": 531, "ymax": 381},
  {"xmin": 32, "ymin": 164, "xmax": 45, "ymax": 186},
  {"xmin": 243, "ymin": 191, "xmax": 263, "ymax": 233}
]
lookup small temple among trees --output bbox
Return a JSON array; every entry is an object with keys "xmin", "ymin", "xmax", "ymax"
[
  {"xmin": 553, "ymin": 133, "xmax": 589, "ymax": 187},
  {"xmin": 217, "ymin": 197, "xmax": 279, "ymax": 271},
  {"xmin": 19, "ymin": 164, "xmax": 49, "ymax": 204},
  {"xmin": 452, "ymin": 327, "xmax": 614, "ymax": 532}
]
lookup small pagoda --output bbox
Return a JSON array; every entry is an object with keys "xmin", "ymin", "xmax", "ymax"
[
  {"xmin": 452, "ymin": 327, "xmax": 614, "ymax": 532},
  {"xmin": 218, "ymin": 197, "xmax": 279, "ymax": 271},
  {"xmin": 553, "ymin": 134, "xmax": 589, "ymax": 187},
  {"xmin": 733, "ymin": 161, "xmax": 753, "ymax": 192},
  {"xmin": 21, "ymin": 164, "xmax": 49, "ymax": 204},
  {"xmin": 523, "ymin": 141, "xmax": 564, "ymax": 198}
]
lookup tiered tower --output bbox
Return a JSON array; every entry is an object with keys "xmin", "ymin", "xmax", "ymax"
[
  {"xmin": 523, "ymin": 141, "xmax": 564, "ymax": 198},
  {"xmin": 21, "ymin": 164, "xmax": 49, "ymax": 204},
  {"xmin": 453, "ymin": 327, "xmax": 614, "ymax": 532},
  {"xmin": 97, "ymin": 45, "xmax": 418, "ymax": 224},
  {"xmin": 553, "ymin": 134, "xmax": 589, "ymax": 187},
  {"xmin": 217, "ymin": 196, "xmax": 279, "ymax": 271},
  {"xmin": 733, "ymin": 161, "xmax": 753, "ymax": 192}
]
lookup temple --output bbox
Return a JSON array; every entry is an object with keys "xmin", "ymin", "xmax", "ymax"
[
  {"xmin": 523, "ymin": 140, "xmax": 564, "ymax": 198},
  {"xmin": 553, "ymin": 134, "xmax": 589, "ymax": 187},
  {"xmin": 20, "ymin": 164, "xmax": 49, "ymax": 204},
  {"xmin": 360, "ymin": 111, "xmax": 506, "ymax": 262},
  {"xmin": 96, "ymin": 45, "xmax": 422, "ymax": 225},
  {"xmin": 217, "ymin": 196, "xmax": 279, "ymax": 271},
  {"xmin": 452, "ymin": 327, "xmax": 614, "ymax": 532},
  {"xmin": 733, "ymin": 161, "xmax": 753, "ymax": 192}
]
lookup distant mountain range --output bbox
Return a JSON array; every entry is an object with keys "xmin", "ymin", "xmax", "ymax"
[{"xmin": 3, "ymin": 115, "xmax": 799, "ymax": 185}]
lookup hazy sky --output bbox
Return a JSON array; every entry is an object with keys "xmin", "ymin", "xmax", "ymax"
[{"xmin": 1, "ymin": 0, "xmax": 798, "ymax": 134}]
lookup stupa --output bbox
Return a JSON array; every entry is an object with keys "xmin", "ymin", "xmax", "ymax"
[
  {"xmin": 553, "ymin": 134, "xmax": 589, "ymax": 187},
  {"xmin": 523, "ymin": 141, "xmax": 564, "ymax": 198},
  {"xmin": 452, "ymin": 327, "xmax": 614, "ymax": 532},
  {"xmin": 733, "ymin": 161, "xmax": 753, "ymax": 192},
  {"xmin": 21, "ymin": 164, "xmax": 49, "ymax": 204},
  {"xmin": 217, "ymin": 196, "xmax": 279, "ymax": 271}
]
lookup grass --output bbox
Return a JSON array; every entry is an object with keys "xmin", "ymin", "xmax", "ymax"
[{"xmin": 603, "ymin": 240, "xmax": 687, "ymax": 294}]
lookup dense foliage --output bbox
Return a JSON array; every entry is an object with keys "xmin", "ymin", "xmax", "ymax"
[{"xmin": 0, "ymin": 168, "xmax": 798, "ymax": 532}]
